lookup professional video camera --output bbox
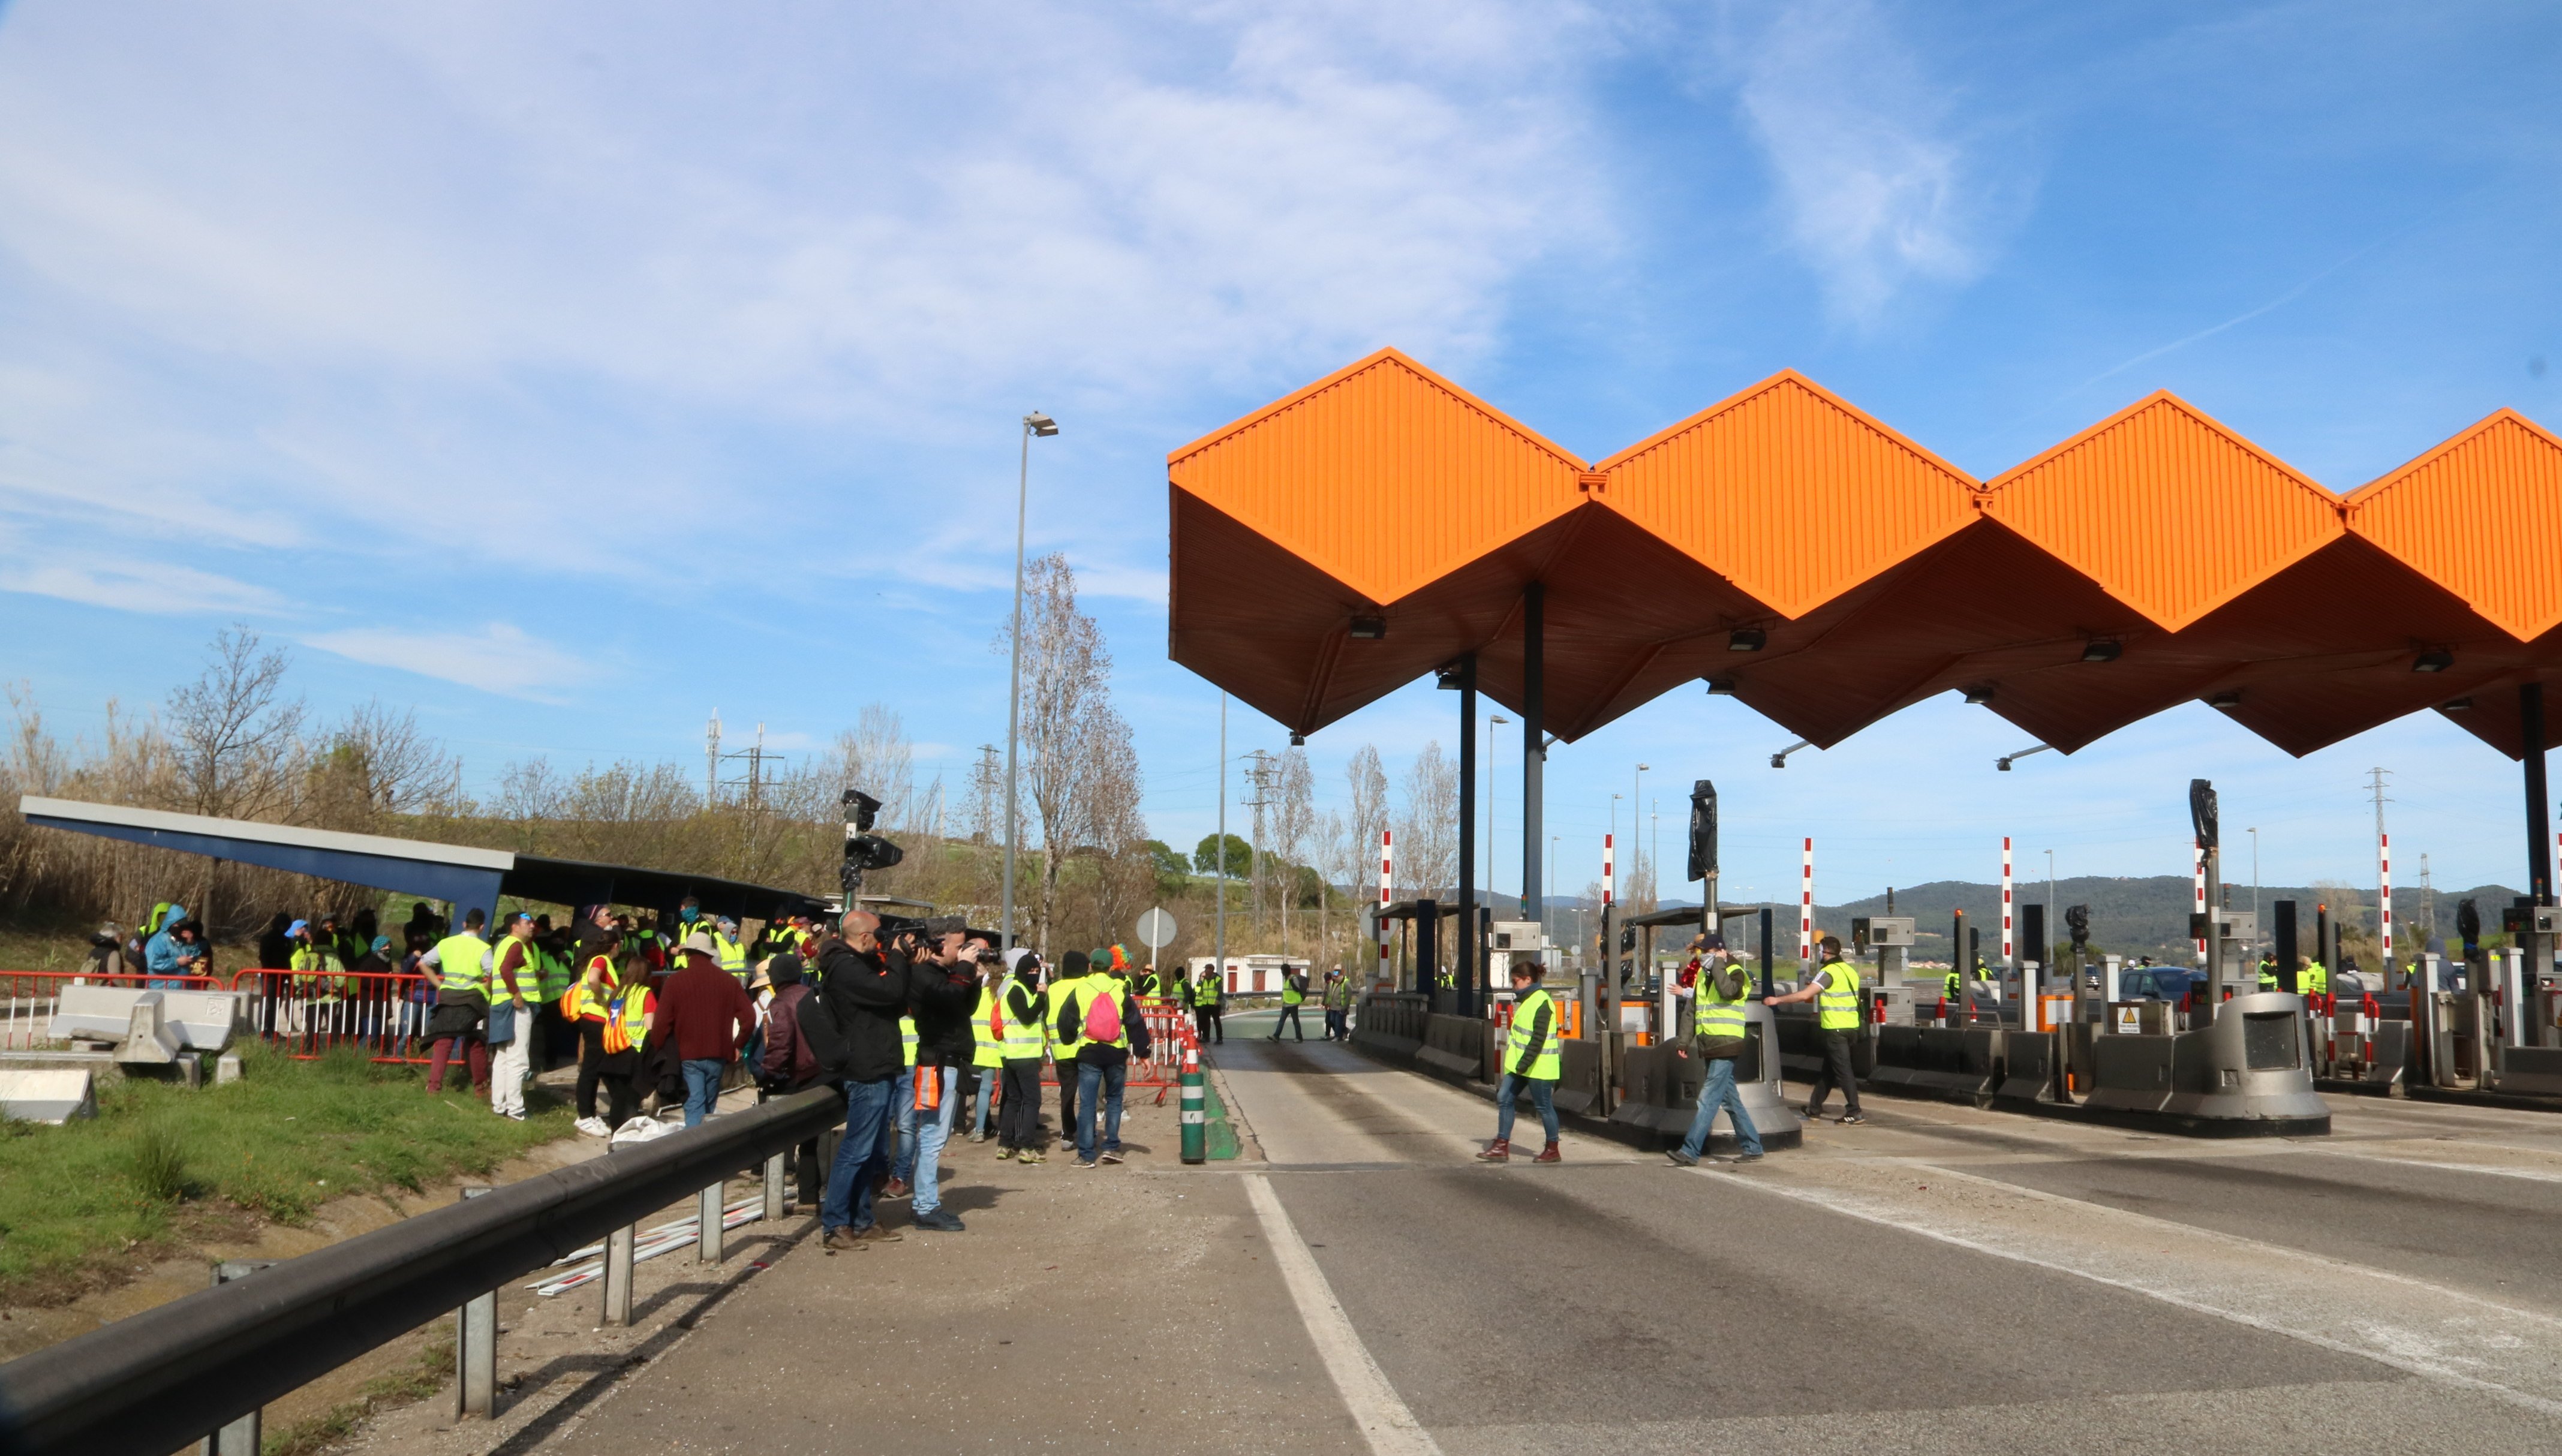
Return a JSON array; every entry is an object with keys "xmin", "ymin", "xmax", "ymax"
[{"xmin": 840, "ymin": 787, "xmax": 904, "ymax": 895}]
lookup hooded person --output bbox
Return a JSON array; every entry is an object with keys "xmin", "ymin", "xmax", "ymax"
[
  {"xmin": 257, "ymin": 913, "xmax": 294, "ymax": 972},
  {"xmin": 80, "ymin": 923, "xmax": 131, "ymax": 980},
  {"xmin": 144, "ymin": 904, "xmax": 200, "ymax": 988},
  {"xmin": 991, "ymin": 947, "xmax": 1050, "ymax": 1160}
]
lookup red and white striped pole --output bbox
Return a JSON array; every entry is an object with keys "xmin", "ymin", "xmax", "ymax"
[
  {"xmin": 1799, "ymin": 837, "xmax": 1814, "ymax": 974},
  {"xmin": 2193, "ymin": 839, "xmax": 2208, "ymax": 962},
  {"xmin": 1602, "ymin": 834, "xmax": 1615, "ymax": 907},
  {"xmin": 2001, "ymin": 836, "xmax": 2015, "ymax": 969},
  {"xmin": 1377, "ymin": 829, "xmax": 1393, "ymax": 989},
  {"xmin": 2379, "ymin": 832, "xmax": 2393, "ymax": 975}
]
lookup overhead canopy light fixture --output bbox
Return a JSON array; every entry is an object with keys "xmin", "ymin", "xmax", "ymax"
[
  {"xmin": 1995, "ymin": 743, "xmax": 2053, "ymax": 772},
  {"xmin": 1434, "ymin": 663, "xmax": 1463, "ymax": 689},
  {"xmin": 2081, "ymin": 639, "xmax": 2123, "ymax": 663},
  {"xmin": 1347, "ymin": 615, "xmax": 1387, "ymax": 640},
  {"xmin": 2412, "ymin": 648, "xmax": 2455, "ymax": 673},
  {"xmin": 1963, "ymin": 684, "xmax": 1996, "ymax": 705},
  {"xmin": 1704, "ymin": 677, "xmax": 1739, "ymax": 696},
  {"xmin": 2442, "ymin": 696, "xmax": 2474, "ymax": 712},
  {"xmin": 2207, "ymin": 690, "xmax": 2243, "ymax": 709},
  {"xmin": 1770, "ymin": 739, "xmax": 1812, "ymax": 769},
  {"xmin": 1289, "ymin": 732, "xmax": 1306, "ymax": 745},
  {"xmin": 1727, "ymin": 627, "xmax": 1767, "ymax": 652}
]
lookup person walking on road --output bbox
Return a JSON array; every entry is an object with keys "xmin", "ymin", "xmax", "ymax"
[
  {"xmin": 1192, "ymin": 964, "xmax": 1224, "ymax": 1045},
  {"xmin": 1478, "ymin": 961, "xmax": 1562, "ymax": 1163},
  {"xmin": 1767, "ymin": 934, "xmax": 1865, "ymax": 1124},
  {"xmin": 654, "ymin": 931, "xmax": 758, "ymax": 1127},
  {"xmin": 1057, "ymin": 955, "xmax": 1152, "ymax": 1167},
  {"xmin": 1667, "ymin": 935, "xmax": 1763, "ymax": 1165},
  {"xmin": 994, "ymin": 949, "xmax": 1050, "ymax": 1162},
  {"xmin": 1269, "ymin": 965, "xmax": 1308, "ymax": 1042},
  {"xmin": 1321, "ymin": 969, "xmax": 1353, "ymax": 1040}
]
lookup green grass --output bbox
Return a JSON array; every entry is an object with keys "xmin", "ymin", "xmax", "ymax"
[
  {"xmin": 1200, "ymin": 1079, "xmax": 1240, "ymax": 1160},
  {"xmin": 0, "ymin": 1042, "xmax": 570, "ymax": 1305},
  {"xmin": 261, "ymin": 1332, "xmax": 453, "ymax": 1456}
]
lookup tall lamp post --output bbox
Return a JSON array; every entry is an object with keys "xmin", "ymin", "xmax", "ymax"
[
  {"xmin": 1002, "ymin": 410, "xmax": 1059, "ymax": 952},
  {"xmin": 1488, "ymin": 714, "xmax": 1509, "ymax": 905}
]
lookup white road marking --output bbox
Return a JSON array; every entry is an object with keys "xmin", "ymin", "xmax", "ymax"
[
  {"xmin": 2308, "ymin": 1148, "xmax": 2562, "ymax": 1184},
  {"xmin": 1701, "ymin": 1160, "xmax": 2562, "ymax": 1419},
  {"xmin": 1244, "ymin": 1173, "xmax": 1445, "ymax": 1456}
]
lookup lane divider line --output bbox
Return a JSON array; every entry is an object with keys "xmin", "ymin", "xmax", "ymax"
[
  {"xmin": 1244, "ymin": 1173, "xmax": 1445, "ymax": 1456},
  {"xmin": 1694, "ymin": 1165, "xmax": 2562, "ymax": 1418}
]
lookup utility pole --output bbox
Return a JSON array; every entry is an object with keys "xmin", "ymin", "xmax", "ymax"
[
  {"xmin": 706, "ymin": 711, "xmax": 722, "ymax": 807},
  {"xmin": 1243, "ymin": 749, "xmax": 1274, "ymax": 942}
]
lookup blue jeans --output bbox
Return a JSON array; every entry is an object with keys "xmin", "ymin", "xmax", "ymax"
[
  {"xmin": 821, "ymin": 1079, "xmax": 895, "ymax": 1232},
  {"xmin": 1494, "ymin": 1072, "xmax": 1558, "ymax": 1145},
  {"xmin": 911, "ymin": 1066, "xmax": 959, "ymax": 1214},
  {"xmin": 1677, "ymin": 1054, "xmax": 1763, "ymax": 1159},
  {"xmin": 890, "ymin": 1067, "xmax": 916, "ymax": 1183},
  {"xmin": 680, "ymin": 1058, "xmax": 726, "ymax": 1127},
  {"xmin": 1075, "ymin": 1060, "xmax": 1126, "ymax": 1162}
]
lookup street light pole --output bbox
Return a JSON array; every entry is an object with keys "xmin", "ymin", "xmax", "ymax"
[
  {"xmin": 1488, "ymin": 714, "xmax": 1509, "ymax": 906},
  {"xmin": 2248, "ymin": 827, "xmax": 2260, "ymax": 954},
  {"xmin": 1002, "ymin": 411, "xmax": 1059, "ymax": 953},
  {"xmin": 1632, "ymin": 763, "xmax": 1650, "ymax": 904}
]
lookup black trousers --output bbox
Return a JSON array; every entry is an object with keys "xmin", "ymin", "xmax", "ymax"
[
  {"xmin": 1271, "ymin": 1003, "xmax": 1304, "ymax": 1040},
  {"xmin": 1808, "ymin": 1030, "xmax": 1862, "ymax": 1115},
  {"xmin": 1195, "ymin": 1006, "xmax": 1222, "ymax": 1043},
  {"xmin": 999, "ymin": 1058, "xmax": 1044, "ymax": 1150},
  {"xmin": 1056, "ymin": 1060, "xmax": 1078, "ymax": 1142},
  {"xmin": 575, "ymin": 1021, "xmax": 607, "ymax": 1118}
]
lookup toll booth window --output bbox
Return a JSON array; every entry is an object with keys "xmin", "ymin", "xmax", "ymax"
[{"xmin": 2242, "ymin": 1012, "xmax": 2300, "ymax": 1071}]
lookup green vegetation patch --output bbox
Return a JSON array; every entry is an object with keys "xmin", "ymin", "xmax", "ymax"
[
  {"xmin": 1199, "ymin": 1079, "xmax": 1240, "ymax": 1161},
  {"xmin": 0, "ymin": 1043, "xmax": 569, "ymax": 1305}
]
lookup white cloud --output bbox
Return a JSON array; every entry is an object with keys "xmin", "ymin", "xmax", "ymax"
[
  {"xmin": 1717, "ymin": 0, "xmax": 2012, "ymax": 323},
  {"xmin": 302, "ymin": 622, "xmax": 593, "ymax": 702},
  {"xmin": 2, "ymin": 552, "xmax": 284, "ymax": 615}
]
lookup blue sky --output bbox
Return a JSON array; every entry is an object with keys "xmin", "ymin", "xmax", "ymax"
[{"xmin": 1, "ymin": 2, "xmax": 2557, "ymax": 909}]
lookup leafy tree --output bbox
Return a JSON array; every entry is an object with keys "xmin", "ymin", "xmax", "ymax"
[
  {"xmin": 1147, "ymin": 840, "xmax": 1189, "ymax": 880},
  {"xmin": 1193, "ymin": 832, "xmax": 1251, "ymax": 878}
]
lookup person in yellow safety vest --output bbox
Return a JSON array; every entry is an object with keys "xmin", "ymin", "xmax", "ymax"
[
  {"xmin": 2257, "ymin": 952, "xmax": 2281, "ymax": 992},
  {"xmin": 530, "ymin": 920, "xmax": 575, "ymax": 1076},
  {"xmin": 1270, "ymin": 965, "xmax": 1309, "ymax": 1042},
  {"xmin": 1056, "ymin": 954, "xmax": 1151, "ymax": 1166},
  {"xmin": 486, "ymin": 911, "xmax": 539, "ymax": 1123},
  {"xmin": 1478, "ymin": 959, "xmax": 1562, "ymax": 1163},
  {"xmin": 1942, "ymin": 962, "xmax": 1963, "ymax": 1006},
  {"xmin": 1321, "ymin": 969, "xmax": 1354, "ymax": 1041},
  {"xmin": 1192, "ymin": 964, "xmax": 1225, "ymax": 1046},
  {"xmin": 576, "ymin": 949, "xmax": 652, "ymax": 1130},
  {"xmin": 1043, "ymin": 950, "xmax": 1093, "ymax": 1151},
  {"xmin": 1668, "ymin": 933, "xmax": 1764, "ymax": 1165},
  {"xmin": 712, "ymin": 916, "xmax": 750, "ymax": 985},
  {"xmin": 422, "ymin": 909, "xmax": 494, "ymax": 1098},
  {"xmin": 285, "ymin": 918, "xmax": 343, "ymax": 997},
  {"xmin": 564, "ymin": 943, "xmax": 629, "ymax": 1134},
  {"xmin": 1766, "ymin": 934, "xmax": 1866, "ymax": 1124},
  {"xmin": 965, "ymin": 956, "xmax": 1006, "ymax": 1144},
  {"xmin": 992, "ymin": 948, "xmax": 1050, "ymax": 1162},
  {"xmin": 2301, "ymin": 957, "xmax": 2331, "ymax": 999}
]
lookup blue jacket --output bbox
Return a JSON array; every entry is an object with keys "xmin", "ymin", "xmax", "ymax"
[{"xmin": 144, "ymin": 903, "xmax": 194, "ymax": 978}]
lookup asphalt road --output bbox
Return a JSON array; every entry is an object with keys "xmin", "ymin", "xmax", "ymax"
[{"xmin": 513, "ymin": 1015, "xmax": 2562, "ymax": 1455}]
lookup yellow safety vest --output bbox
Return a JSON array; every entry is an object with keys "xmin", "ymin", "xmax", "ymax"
[
  {"xmin": 1695, "ymin": 969, "xmax": 1751, "ymax": 1040},
  {"xmin": 1282, "ymin": 977, "xmax": 1305, "ymax": 1006},
  {"xmin": 1505, "ymin": 989, "xmax": 1561, "ymax": 1080},
  {"xmin": 972, "ymin": 986, "xmax": 1007, "ymax": 1069},
  {"xmin": 2302, "ymin": 961, "xmax": 2330, "ymax": 995},
  {"xmin": 999, "ymin": 976, "xmax": 1047, "ymax": 1059},
  {"xmin": 489, "ymin": 937, "xmax": 537, "ymax": 1005},
  {"xmin": 899, "ymin": 1014, "xmax": 919, "ymax": 1068},
  {"xmin": 435, "ymin": 932, "xmax": 491, "ymax": 998},
  {"xmin": 714, "ymin": 931, "xmax": 748, "ymax": 981},
  {"xmin": 1943, "ymin": 968, "xmax": 1961, "ymax": 999},
  {"xmin": 1815, "ymin": 962, "xmax": 1862, "ymax": 1031},
  {"xmin": 569, "ymin": 961, "xmax": 615, "ymax": 1021},
  {"xmin": 2257, "ymin": 962, "xmax": 2280, "ymax": 991},
  {"xmin": 601, "ymin": 985, "xmax": 652, "ymax": 1054},
  {"xmin": 1045, "ymin": 980, "xmax": 1077, "ymax": 1052},
  {"xmin": 1193, "ymin": 973, "xmax": 1222, "ymax": 1007},
  {"xmin": 1072, "ymin": 974, "xmax": 1129, "ymax": 1051}
]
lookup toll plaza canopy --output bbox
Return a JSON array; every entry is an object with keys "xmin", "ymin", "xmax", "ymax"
[
  {"xmin": 1166, "ymin": 348, "xmax": 2562, "ymax": 760},
  {"xmin": 17, "ymin": 796, "xmax": 834, "ymax": 923}
]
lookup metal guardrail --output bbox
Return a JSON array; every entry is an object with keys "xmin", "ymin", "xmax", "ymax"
[{"xmin": 0, "ymin": 1087, "xmax": 846, "ymax": 1456}]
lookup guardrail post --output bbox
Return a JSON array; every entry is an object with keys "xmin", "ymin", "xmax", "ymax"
[
  {"xmin": 763, "ymin": 1151, "xmax": 786, "ymax": 1220},
  {"xmin": 455, "ymin": 1187, "xmax": 497, "ymax": 1419},
  {"xmin": 602, "ymin": 1223, "xmax": 636, "ymax": 1326},
  {"xmin": 199, "ymin": 1260, "xmax": 275, "ymax": 1456},
  {"xmin": 697, "ymin": 1183, "xmax": 724, "ymax": 1264}
]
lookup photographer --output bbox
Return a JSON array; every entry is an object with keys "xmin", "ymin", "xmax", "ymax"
[
  {"xmin": 802, "ymin": 911, "xmax": 914, "ymax": 1250},
  {"xmin": 900, "ymin": 923, "xmax": 985, "ymax": 1233}
]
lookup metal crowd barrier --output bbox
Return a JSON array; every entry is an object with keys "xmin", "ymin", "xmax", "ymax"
[
  {"xmin": 228, "ymin": 969, "xmax": 438, "ymax": 1063},
  {"xmin": 0, "ymin": 1087, "xmax": 845, "ymax": 1456},
  {"xmin": 0, "ymin": 970, "xmax": 218, "ymax": 1051}
]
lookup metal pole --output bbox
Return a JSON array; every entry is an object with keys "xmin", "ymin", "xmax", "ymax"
[
  {"xmin": 1002, "ymin": 420, "xmax": 1031, "ymax": 952},
  {"xmin": 1456, "ymin": 652, "xmax": 1478, "ymax": 1018},
  {"xmin": 1216, "ymin": 692, "xmax": 1226, "ymax": 991},
  {"xmin": 602, "ymin": 1223, "xmax": 635, "ymax": 1327},
  {"xmin": 1522, "ymin": 583, "xmax": 1544, "ymax": 928},
  {"xmin": 200, "ymin": 1261, "xmax": 273, "ymax": 1456},
  {"xmin": 762, "ymin": 1151, "xmax": 786, "ymax": 1221},
  {"xmin": 455, "ymin": 1187, "xmax": 496, "ymax": 1419},
  {"xmin": 697, "ymin": 1183, "xmax": 724, "ymax": 1264},
  {"xmin": 2524, "ymin": 684, "xmax": 2551, "ymax": 1042}
]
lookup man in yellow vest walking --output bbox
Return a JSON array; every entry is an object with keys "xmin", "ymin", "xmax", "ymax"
[
  {"xmin": 1478, "ymin": 960, "xmax": 1562, "ymax": 1163},
  {"xmin": 1766, "ymin": 934, "xmax": 1866, "ymax": 1124},
  {"xmin": 1269, "ymin": 965, "xmax": 1308, "ymax": 1042},
  {"xmin": 421, "ymin": 907, "xmax": 494, "ymax": 1097},
  {"xmin": 1669, "ymin": 934, "xmax": 1764, "ymax": 1165}
]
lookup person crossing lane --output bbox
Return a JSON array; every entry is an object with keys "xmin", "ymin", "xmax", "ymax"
[
  {"xmin": 1477, "ymin": 961, "xmax": 1561, "ymax": 1164},
  {"xmin": 1192, "ymin": 964, "xmax": 1224, "ymax": 1045},
  {"xmin": 1667, "ymin": 935, "xmax": 1763, "ymax": 1166},
  {"xmin": 1767, "ymin": 934, "xmax": 1866, "ymax": 1124},
  {"xmin": 1269, "ymin": 965, "xmax": 1308, "ymax": 1042}
]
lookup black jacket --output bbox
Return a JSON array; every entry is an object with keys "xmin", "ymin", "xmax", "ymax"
[
  {"xmin": 798, "ymin": 938, "xmax": 912, "ymax": 1084},
  {"xmin": 908, "ymin": 955, "xmax": 982, "ymax": 1064}
]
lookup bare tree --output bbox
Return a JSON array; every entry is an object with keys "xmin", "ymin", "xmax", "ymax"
[
  {"xmin": 305, "ymin": 701, "xmax": 448, "ymax": 831},
  {"xmin": 167, "ymin": 625, "xmax": 304, "ymax": 821},
  {"xmin": 1395, "ymin": 741, "xmax": 1457, "ymax": 898},
  {"xmin": 1081, "ymin": 703, "xmax": 1154, "ymax": 955},
  {"xmin": 1273, "ymin": 746, "xmax": 1313, "ymax": 953},
  {"xmin": 1003, "ymin": 553, "xmax": 1114, "ymax": 955},
  {"xmin": 825, "ymin": 705, "xmax": 918, "ymax": 831}
]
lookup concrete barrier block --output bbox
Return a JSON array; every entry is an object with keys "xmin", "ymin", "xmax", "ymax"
[
  {"xmin": 1995, "ymin": 1031, "xmax": 2061, "ymax": 1105},
  {"xmin": 0, "ymin": 1067, "xmax": 98, "ymax": 1123},
  {"xmin": 50, "ymin": 983, "xmax": 145, "ymax": 1043},
  {"xmin": 2086, "ymin": 1034, "xmax": 2174, "ymax": 1113},
  {"xmin": 2492, "ymin": 1043, "xmax": 2562, "ymax": 1097},
  {"xmin": 215, "ymin": 1053, "xmax": 243, "ymax": 1085},
  {"xmin": 116, "ymin": 994, "xmax": 184, "ymax": 1065}
]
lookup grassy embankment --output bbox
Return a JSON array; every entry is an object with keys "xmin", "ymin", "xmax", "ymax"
[{"xmin": 0, "ymin": 1041, "xmax": 572, "ymax": 1305}]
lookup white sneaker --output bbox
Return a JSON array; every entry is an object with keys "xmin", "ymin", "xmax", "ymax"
[{"xmin": 575, "ymin": 1116, "xmax": 611, "ymax": 1138}]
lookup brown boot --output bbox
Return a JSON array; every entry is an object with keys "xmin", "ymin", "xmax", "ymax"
[
  {"xmin": 1532, "ymin": 1141, "xmax": 1561, "ymax": 1164},
  {"xmin": 1475, "ymin": 1139, "xmax": 1511, "ymax": 1162}
]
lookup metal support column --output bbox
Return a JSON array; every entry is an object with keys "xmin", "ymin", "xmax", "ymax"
[
  {"xmin": 697, "ymin": 1183, "xmax": 725, "ymax": 1264},
  {"xmin": 763, "ymin": 1151, "xmax": 787, "ymax": 1221},
  {"xmin": 455, "ymin": 1187, "xmax": 496, "ymax": 1419},
  {"xmin": 602, "ymin": 1223, "xmax": 636, "ymax": 1327},
  {"xmin": 1456, "ymin": 651, "xmax": 1478, "ymax": 1018},
  {"xmin": 2522, "ymin": 683, "xmax": 2551, "ymax": 1047},
  {"xmin": 199, "ymin": 1261, "xmax": 275, "ymax": 1456},
  {"xmin": 1760, "ymin": 906, "xmax": 1775, "ymax": 1000},
  {"xmin": 1521, "ymin": 585, "xmax": 1544, "ymax": 928}
]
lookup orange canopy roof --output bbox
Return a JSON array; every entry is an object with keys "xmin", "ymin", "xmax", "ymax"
[{"xmin": 1166, "ymin": 352, "xmax": 2562, "ymax": 761}]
